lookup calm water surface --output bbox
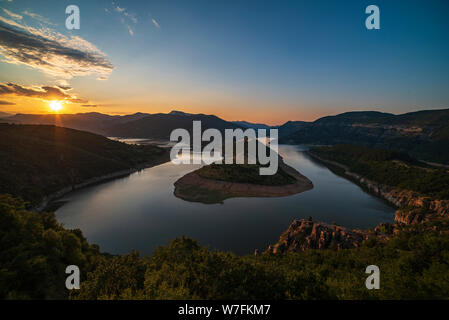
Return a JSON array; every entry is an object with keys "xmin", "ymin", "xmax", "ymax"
[{"xmin": 56, "ymin": 145, "xmax": 395, "ymax": 255}]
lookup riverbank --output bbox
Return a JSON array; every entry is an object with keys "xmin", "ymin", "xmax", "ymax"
[
  {"xmin": 174, "ymin": 159, "xmax": 313, "ymax": 204},
  {"xmin": 307, "ymin": 150, "xmax": 449, "ymax": 225},
  {"xmin": 32, "ymin": 151, "xmax": 170, "ymax": 212}
]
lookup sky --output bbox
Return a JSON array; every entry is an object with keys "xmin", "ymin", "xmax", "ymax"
[{"xmin": 0, "ymin": 0, "xmax": 448, "ymax": 125}]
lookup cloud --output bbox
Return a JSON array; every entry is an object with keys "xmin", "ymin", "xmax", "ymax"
[
  {"xmin": 0, "ymin": 100, "xmax": 15, "ymax": 105},
  {"xmin": 22, "ymin": 10, "xmax": 55, "ymax": 25},
  {"xmin": 81, "ymin": 104, "xmax": 98, "ymax": 108},
  {"xmin": 2, "ymin": 8, "xmax": 22, "ymax": 20},
  {"xmin": 111, "ymin": 2, "xmax": 137, "ymax": 36},
  {"xmin": 115, "ymin": 6, "xmax": 125, "ymax": 13},
  {"xmin": 0, "ymin": 16, "xmax": 114, "ymax": 79},
  {"xmin": 151, "ymin": 18, "xmax": 160, "ymax": 29},
  {"xmin": 0, "ymin": 82, "xmax": 87, "ymax": 103},
  {"xmin": 126, "ymin": 23, "xmax": 134, "ymax": 36},
  {"xmin": 124, "ymin": 11, "xmax": 137, "ymax": 24}
]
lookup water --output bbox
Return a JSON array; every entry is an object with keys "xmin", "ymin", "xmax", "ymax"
[{"xmin": 55, "ymin": 145, "xmax": 395, "ymax": 255}]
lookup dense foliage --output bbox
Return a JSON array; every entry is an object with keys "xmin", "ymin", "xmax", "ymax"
[
  {"xmin": 1, "ymin": 194, "xmax": 448, "ymax": 300},
  {"xmin": 0, "ymin": 195, "xmax": 102, "ymax": 299},
  {"xmin": 311, "ymin": 144, "xmax": 449, "ymax": 200},
  {"xmin": 72, "ymin": 230, "xmax": 449, "ymax": 300},
  {"xmin": 0, "ymin": 124, "xmax": 168, "ymax": 206}
]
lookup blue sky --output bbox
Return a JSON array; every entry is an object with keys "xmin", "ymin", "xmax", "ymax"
[{"xmin": 0, "ymin": 0, "xmax": 448, "ymax": 124}]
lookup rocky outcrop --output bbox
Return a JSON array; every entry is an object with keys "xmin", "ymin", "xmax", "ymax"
[
  {"xmin": 264, "ymin": 219, "xmax": 375, "ymax": 254},
  {"xmin": 308, "ymin": 152, "xmax": 449, "ymax": 226},
  {"xmin": 394, "ymin": 208, "xmax": 425, "ymax": 225},
  {"xmin": 374, "ymin": 222, "xmax": 395, "ymax": 235}
]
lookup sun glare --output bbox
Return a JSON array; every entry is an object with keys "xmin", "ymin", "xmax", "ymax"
[{"xmin": 49, "ymin": 101, "xmax": 63, "ymax": 112}]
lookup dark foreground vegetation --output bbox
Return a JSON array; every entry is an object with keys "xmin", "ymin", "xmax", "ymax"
[
  {"xmin": 0, "ymin": 124, "xmax": 168, "ymax": 206},
  {"xmin": 311, "ymin": 144, "xmax": 449, "ymax": 200},
  {"xmin": 1, "ymin": 194, "xmax": 449, "ymax": 299}
]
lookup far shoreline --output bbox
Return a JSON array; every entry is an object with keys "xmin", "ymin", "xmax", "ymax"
[{"xmin": 32, "ymin": 151, "xmax": 171, "ymax": 212}]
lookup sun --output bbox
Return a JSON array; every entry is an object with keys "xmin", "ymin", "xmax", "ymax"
[{"xmin": 49, "ymin": 101, "xmax": 63, "ymax": 112}]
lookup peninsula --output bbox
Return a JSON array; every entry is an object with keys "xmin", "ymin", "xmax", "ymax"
[{"xmin": 173, "ymin": 158, "xmax": 313, "ymax": 204}]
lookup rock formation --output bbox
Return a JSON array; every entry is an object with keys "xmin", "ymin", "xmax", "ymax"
[{"xmin": 264, "ymin": 219, "xmax": 375, "ymax": 254}]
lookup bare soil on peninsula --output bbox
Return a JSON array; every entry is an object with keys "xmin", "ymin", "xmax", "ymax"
[{"xmin": 174, "ymin": 159, "xmax": 313, "ymax": 204}]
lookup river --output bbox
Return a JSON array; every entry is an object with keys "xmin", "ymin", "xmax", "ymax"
[{"xmin": 55, "ymin": 144, "xmax": 395, "ymax": 255}]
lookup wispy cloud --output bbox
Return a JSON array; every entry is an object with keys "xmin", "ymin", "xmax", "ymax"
[
  {"xmin": 111, "ymin": 2, "xmax": 137, "ymax": 36},
  {"xmin": 124, "ymin": 11, "xmax": 137, "ymax": 24},
  {"xmin": 2, "ymin": 8, "xmax": 22, "ymax": 20},
  {"xmin": 126, "ymin": 23, "xmax": 134, "ymax": 36},
  {"xmin": 115, "ymin": 6, "xmax": 125, "ymax": 13},
  {"xmin": 0, "ymin": 15, "xmax": 114, "ymax": 79},
  {"xmin": 0, "ymin": 82, "xmax": 87, "ymax": 103},
  {"xmin": 22, "ymin": 10, "xmax": 55, "ymax": 25},
  {"xmin": 151, "ymin": 18, "xmax": 160, "ymax": 29}
]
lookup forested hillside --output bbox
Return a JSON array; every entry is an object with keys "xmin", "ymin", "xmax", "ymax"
[
  {"xmin": 281, "ymin": 109, "xmax": 449, "ymax": 164},
  {"xmin": 310, "ymin": 145, "xmax": 449, "ymax": 200},
  {"xmin": 0, "ymin": 124, "xmax": 168, "ymax": 206}
]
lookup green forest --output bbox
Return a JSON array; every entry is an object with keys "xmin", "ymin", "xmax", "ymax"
[
  {"xmin": 1, "ymin": 194, "xmax": 449, "ymax": 299},
  {"xmin": 311, "ymin": 144, "xmax": 449, "ymax": 200}
]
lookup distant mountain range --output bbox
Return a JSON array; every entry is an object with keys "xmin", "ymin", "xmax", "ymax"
[
  {"xmin": 1, "ymin": 112, "xmax": 151, "ymax": 136},
  {"xmin": 2, "ymin": 108, "xmax": 449, "ymax": 163},
  {"xmin": 106, "ymin": 111, "xmax": 244, "ymax": 139},
  {"xmin": 280, "ymin": 109, "xmax": 449, "ymax": 163},
  {"xmin": 231, "ymin": 121, "xmax": 273, "ymax": 130}
]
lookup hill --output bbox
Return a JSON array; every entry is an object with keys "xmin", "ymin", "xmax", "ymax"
[
  {"xmin": 105, "ymin": 111, "xmax": 243, "ymax": 139},
  {"xmin": 0, "ymin": 123, "xmax": 169, "ymax": 206},
  {"xmin": 2, "ymin": 112, "xmax": 151, "ymax": 136},
  {"xmin": 278, "ymin": 120, "xmax": 310, "ymax": 138},
  {"xmin": 231, "ymin": 120, "xmax": 272, "ymax": 130},
  {"xmin": 310, "ymin": 144, "xmax": 449, "ymax": 200},
  {"xmin": 281, "ymin": 109, "xmax": 449, "ymax": 164},
  {"xmin": 3, "ymin": 110, "xmax": 243, "ymax": 140},
  {"xmin": 6, "ymin": 108, "xmax": 449, "ymax": 163}
]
